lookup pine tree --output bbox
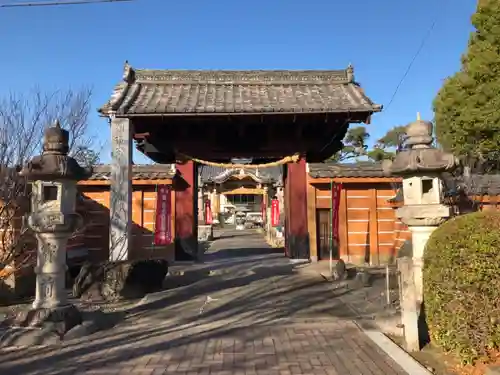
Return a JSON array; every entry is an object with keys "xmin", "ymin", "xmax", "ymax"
[{"xmin": 434, "ymin": 0, "xmax": 500, "ymax": 166}]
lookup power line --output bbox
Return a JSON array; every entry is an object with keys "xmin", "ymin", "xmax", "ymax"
[
  {"xmin": 0, "ymin": 0, "xmax": 134, "ymax": 8},
  {"xmin": 383, "ymin": 4, "xmax": 444, "ymax": 113}
]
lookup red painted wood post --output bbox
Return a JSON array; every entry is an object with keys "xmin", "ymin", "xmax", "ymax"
[
  {"xmin": 286, "ymin": 158, "xmax": 310, "ymax": 260},
  {"xmin": 174, "ymin": 161, "xmax": 198, "ymax": 261},
  {"xmin": 284, "ymin": 167, "xmax": 289, "ymax": 257}
]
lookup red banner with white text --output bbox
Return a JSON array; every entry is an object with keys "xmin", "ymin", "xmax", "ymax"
[
  {"xmin": 271, "ymin": 199, "xmax": 280, "ymax": 227},
  {"xmin": 205, "ymin": 199, "xmax": 213, "ymax": 225},
  {"xmin": 332, "ymin": 183, "xmax": 342, "ymax": 241},
  {"xmin": 154, "ymin": 185, "xmax": 172, "ymax": 246}
]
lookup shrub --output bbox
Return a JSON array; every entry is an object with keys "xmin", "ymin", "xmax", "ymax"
[{"xmin": 423, "ymin": 211, "xmax": 500, "ymax": 364}]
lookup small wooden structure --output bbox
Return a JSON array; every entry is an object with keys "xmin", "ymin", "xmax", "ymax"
[
  {"xmin": 199, "ymin": 165, "xmax": 282, "ymax": 224},
  {"xmin": 307, "ymin": 162, "xmax": 410, "ymax": 265},
  {"xmin": 0, "ymin": 165, "xmax": 175, "ymax": 269},
  {"xmin": 75, "ymin": 165, "xmax": 176, "ymax": 263}
]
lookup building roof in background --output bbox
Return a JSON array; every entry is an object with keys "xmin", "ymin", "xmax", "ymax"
[
  {"xmin": 87, "ymin": 161, "xmax": 500, "ymax": 198},
  {"xmin": 385, "ymin": 173, "xmax": 500, "ymax": 204},
  {"xmin": 445, "ymin": 174, "xmax": 500, "ymax": 197},
  {"xmin": 99, "ymin": 63, "xmax": 382, "ymax": 116},
  {"xmin": 89, "ymin": 164, "xmax": 175, "ymax": 181},
  {"xmin": 308, "ymin": 162, "xmax": 389, "ymax": 178}
]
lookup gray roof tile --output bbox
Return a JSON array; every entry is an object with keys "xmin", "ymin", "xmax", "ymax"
[
  {"xmin": 89, "ymin": 164, "xmax": 175, "ymax": 181},
  {"xmin": 308, "ymin": 162, "xmax": 388, "ymax": 178},
  {"xmin": 99, "ymin": 63, "xmax": 382, "ymax": 116}
]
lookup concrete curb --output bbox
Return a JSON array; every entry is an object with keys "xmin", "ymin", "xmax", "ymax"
[
  {"xmin": 315, "ymin": 272, "xmax": 431, "ymax": 375},
  {"xmin": 361, "ymin": 328, "xmax": 432, "ymax": 375},
  {"xmin": 344, "ymin": 304, "xmax": 431, "ymax": 375}
]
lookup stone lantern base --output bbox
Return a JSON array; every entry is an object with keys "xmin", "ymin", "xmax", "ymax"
[{"xmin": 14, "ymin": 304, "xmax": 82, "ymax": 336}]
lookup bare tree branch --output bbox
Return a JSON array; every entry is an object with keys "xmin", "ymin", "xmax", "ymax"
[{"xmin": 0, "ymin": 86, "xmax": 98, "ymax": 282}]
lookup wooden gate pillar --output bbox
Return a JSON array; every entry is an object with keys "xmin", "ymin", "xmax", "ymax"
[
  {"xmin": 286, "ymin": 158, "xmax": 310, "ymax": 260},
  {"xmin": 174, "ymin": 160, "xmax": 198, "ymax": 261}
]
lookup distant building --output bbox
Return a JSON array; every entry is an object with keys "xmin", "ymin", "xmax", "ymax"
[{"xmin": 198, "ymin": 165, "xmax": 283, "ymax": 225}]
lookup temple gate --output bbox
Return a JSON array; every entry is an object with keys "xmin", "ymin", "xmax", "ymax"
[{"xmin": 99, "ymin": 62, "xmax": 381, "ymax": 261}]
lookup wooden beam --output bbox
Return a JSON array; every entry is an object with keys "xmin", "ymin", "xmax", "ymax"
[
  {"xmin": 78, "ymin": 179, "xmax": 173, "ymax": 186},
  {"xmin": 310, "ymin": 177, "xmax": 402, "ymax": 184},
  {"xmin": 133, "ymin": 132, "xmax": 150, "ymax": 140},
  {"xmin": 338, "ymin": 187, "xmax": 348, "ymax": 262},
  {"xmin": 223, "ymin": 187, "xmax": 265, "ymax": 195},
  {"xmin": 369, "ymin": 188, "xmax": 380, "ymax": 265},
  {"xmin": 307, "ymin": 181, "xmax": 318, "ymax": 262}
]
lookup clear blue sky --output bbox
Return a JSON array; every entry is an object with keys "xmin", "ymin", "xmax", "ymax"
[{"xmin": 0, "ymin": 0, "xmax": 476, "ymax": 163}]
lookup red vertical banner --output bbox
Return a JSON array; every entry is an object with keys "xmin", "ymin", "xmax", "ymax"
[
  {"xmin": 204, "ymin": 199, "xmax": 213, "ymax": 225},
  {"xmin": 271, "ymin": 199, "xmax": 280, "ymax": 227},
  {"xmin": 154, "ymin": 185, "xmax": 172, "ymax": 245},
  {"xmin": 332, "ymin": 183, "xmax": 342, "ymax": 240}
]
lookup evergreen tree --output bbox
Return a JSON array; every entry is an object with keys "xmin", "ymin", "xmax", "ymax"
[
  {"xmin": 329, "ymin": 125, "xmax": 407, "ymax": 162},
  {"xmin": 329, "ymin": 126, "xmax": 369, "ymax": 162},
  {"xmin": 367, "ymin": 125, "xmax": 407, "ymax": 162},
  {"xmin": 434, "ymin": 0, "xmax": 500, "ymax": 166}
]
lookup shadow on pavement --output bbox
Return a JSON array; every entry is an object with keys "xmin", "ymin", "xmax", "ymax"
[{"xmin": 0, "ymin": 232, "xmax": 365, "ymax": 375}]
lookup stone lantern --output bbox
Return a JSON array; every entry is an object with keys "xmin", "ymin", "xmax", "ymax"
[
  {"xmin": 383, "ymin": 115, "xmax": 459, "ymax": 303},
  {"xmin": 17, "ymin": 120, "xmax": 91, "ymax": 332}
]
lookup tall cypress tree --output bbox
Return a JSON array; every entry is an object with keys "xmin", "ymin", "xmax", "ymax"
[{"xmin": 434, "ymin": 0, "xmax": 500, "ymax": 166}]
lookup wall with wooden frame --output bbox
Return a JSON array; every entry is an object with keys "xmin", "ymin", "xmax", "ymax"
[
  {"xmin": 307, "ymin": 177, "xmax": 411, "ymax": 265},
  {"xmin": 77, "ymin": 179, "xmax": 176, "ymax": 263},
  {"xmin": 0, "ymin": 179, "xmax": 176, "ymax": 299}
]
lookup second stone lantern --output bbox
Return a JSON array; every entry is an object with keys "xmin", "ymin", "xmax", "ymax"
[{"xmin": 383, "ymin": 115, "xmax": 460, "ymax": 305}]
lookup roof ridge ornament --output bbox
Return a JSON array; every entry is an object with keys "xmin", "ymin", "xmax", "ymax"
[
  {"xmin": 347, "ymin": 63, "xmax": 354, "ymax": 83},
  {"xmin": 123, "ymin": 60, "xmax": 135, "ymax": 83}
]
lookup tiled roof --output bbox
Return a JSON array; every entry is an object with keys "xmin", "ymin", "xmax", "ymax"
[
  {"xmin": 89, "ymin": 164, "xmax": 175, "ymax": 181},
  {"xmin": 98, "ymin": 62, "xmax": 382, "ymax": 116},
  {"xmin": 444, "ymin": 174, "xmax": 500, "ymax": 196},
  {"xmin": 385, "ymin": 174, "xmax": 500, "ymax": 204},
  {"xmin": 200, "ymin": 165, "xmax": 282, "ymax": 184},
  {"xmin": 308, "ymin": 162, "xmax": 389, "ymax": 178}
]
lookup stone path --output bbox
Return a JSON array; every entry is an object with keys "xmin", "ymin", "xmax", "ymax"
[{"xmin": 0, "ymin": 230, "xmax": 408, "ymax": 375}]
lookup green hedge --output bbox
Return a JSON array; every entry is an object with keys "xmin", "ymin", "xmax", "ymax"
[{"xmin": 423, "ymin": 211, "xmax": 500, "ymax": 364}]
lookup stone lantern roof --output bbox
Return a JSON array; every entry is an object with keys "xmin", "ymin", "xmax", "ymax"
[
  {"xmin": 19, "ymin": 120, "xmax": 92, "ymax": 181},
  {"xmin": 383, "ymin": 114, "xmax": 460, "ymax": 176}
]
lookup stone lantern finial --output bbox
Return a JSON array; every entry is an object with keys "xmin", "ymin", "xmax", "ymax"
[
  {"xmin": 384, "ymin": 117, "xmax": 459, "ymax": 176},
  {"xmin": 20, "ymin": 121, "xmax": 92, "ymax": 181},
  {"xmin": 42, "ymin": 120, "xmax": 69, "ymax": 155}
]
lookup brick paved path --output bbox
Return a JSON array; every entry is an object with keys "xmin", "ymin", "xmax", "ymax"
[{"xmin": 0, "ymin": 230, "xmax": 408, "ymax": 375}]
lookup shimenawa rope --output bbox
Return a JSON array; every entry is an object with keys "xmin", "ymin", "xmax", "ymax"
[{"xmin": 178, "ymin": 153, "xmax": 301, "ymax": 169}]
